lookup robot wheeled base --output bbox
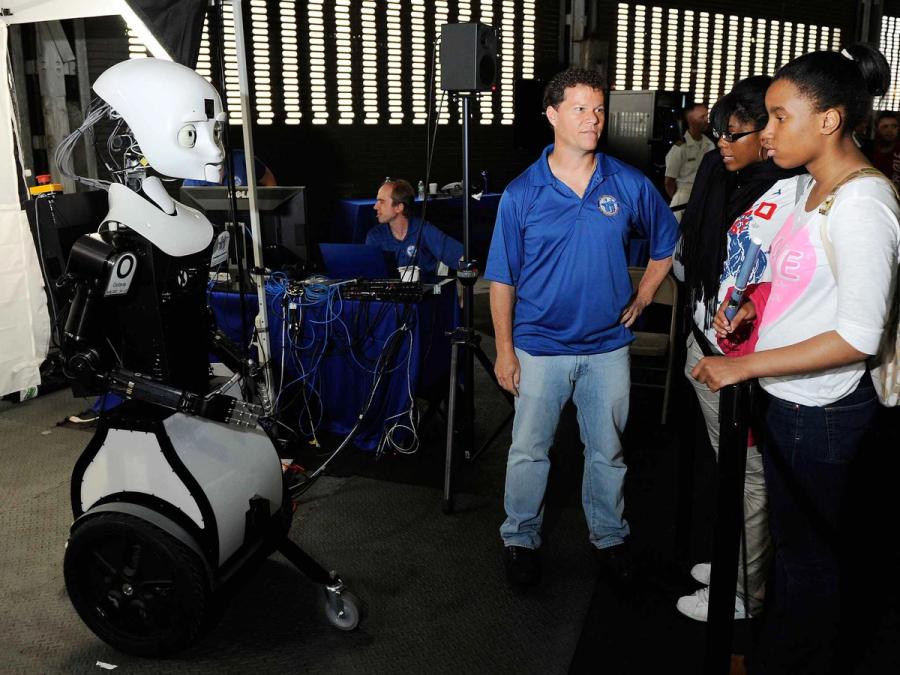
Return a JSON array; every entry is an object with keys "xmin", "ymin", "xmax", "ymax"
[{"xmin": 62, "ymin": 409, "xmax": 360, "ymax": 657}]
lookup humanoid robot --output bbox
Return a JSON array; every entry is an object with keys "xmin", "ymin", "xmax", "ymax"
[{"xmin": 54, "ymin": 58, "xmax": 358, "ymax": 656}]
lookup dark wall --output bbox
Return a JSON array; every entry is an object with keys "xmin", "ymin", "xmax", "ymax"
[{"xmin": 82, "ymin": 3, "xmax": 563, "ymax": 232}]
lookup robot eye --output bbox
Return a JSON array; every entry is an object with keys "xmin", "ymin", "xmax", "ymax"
[{"xmin": 177, "ymin": 124, "xmax": 197, "ymax": 148}]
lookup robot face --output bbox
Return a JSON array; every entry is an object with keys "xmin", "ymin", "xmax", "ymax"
[{"xmin": 93, "ymin": 59, "xmax": 226, "ymax": 182}]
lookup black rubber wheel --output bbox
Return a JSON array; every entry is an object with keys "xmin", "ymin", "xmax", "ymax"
[{"xmin": 64, "ymin": 512, "xmax": 210, "ymax": 657}]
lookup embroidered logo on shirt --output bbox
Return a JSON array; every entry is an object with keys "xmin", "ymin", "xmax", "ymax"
[
  {"xmin": 597, "ymin": 195, "xmax": 620, "ymax": 217},
  {"xmin": 406, "ymin": 245, "xmax": 417, "ymax": 258}
]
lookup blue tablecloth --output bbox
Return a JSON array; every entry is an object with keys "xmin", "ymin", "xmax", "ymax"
[{"xmin": 210, "ymin": 283, "xmax": 458, "ymax": 452}]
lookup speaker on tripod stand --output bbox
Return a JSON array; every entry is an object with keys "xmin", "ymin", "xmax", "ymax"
[{"xmin": 438, "ymin": 23, "xmax": 514, "ymax": 514}]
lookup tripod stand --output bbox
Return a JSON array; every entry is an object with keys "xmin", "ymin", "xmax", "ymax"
[{"xmin": 442, "ymin": 92, "xmax": 515, "ymax": 514}]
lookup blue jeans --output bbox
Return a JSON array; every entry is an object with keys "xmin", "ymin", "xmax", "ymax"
[
  {"xmin": 500, "ymin": 347, "xmax": 631, "ymax": 550},
  {"xmin": 754, "ymin": 377, "xmax": 876, "ymax": 675}
]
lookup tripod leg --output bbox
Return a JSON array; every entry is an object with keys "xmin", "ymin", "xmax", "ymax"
[{"xmin": 443, "ymin": 340, "xmax": 461, "ymax": 514}]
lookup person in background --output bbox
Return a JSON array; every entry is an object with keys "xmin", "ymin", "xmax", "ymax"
[
  {"xmin": 665, "ymin": 103, "xmax": 716, "ymax": 222},
  {"xmin": 484, "ymin": 68, "xmax": 678, "ymax": 589},
  {"xmin": 692, "ymin": 43, "xmax": 899, "ymax": 675},
  {"xmin": 366, "ymin": 178, "xmax": 463, "ymax": 275},
  {"xmin": 183, "ymin": 147, "xmax": 276, "ymax": 187},
  {"xmin": 865, "ymin": 110, "xmax": 900, "ymax": 188},
  {"xmin": 676, "ymin": 76, "xmax": 806, "ymax": 624}
]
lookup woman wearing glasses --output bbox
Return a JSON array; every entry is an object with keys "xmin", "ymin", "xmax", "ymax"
[
  {"xmin": 677, "ymin": 76, "xmax": 805, "ymax": 624},
  {"xmin": 693, "ymin": 44, "xmax": 899, "ymax": 674}
]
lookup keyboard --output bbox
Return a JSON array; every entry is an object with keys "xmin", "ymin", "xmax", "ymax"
[{"xmin": 339, "ymin": 279, "xmax": 427, "ymax": 303}]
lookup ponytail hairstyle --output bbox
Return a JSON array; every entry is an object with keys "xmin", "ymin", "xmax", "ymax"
[{"xmin": 772, "ymin": 42, "xmax": 890, "ymax": 135}]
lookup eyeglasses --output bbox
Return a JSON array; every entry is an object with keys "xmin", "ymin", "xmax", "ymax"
[{"xmin": 712, "ymin": 128, "xmax": 763, "ymax": 143}]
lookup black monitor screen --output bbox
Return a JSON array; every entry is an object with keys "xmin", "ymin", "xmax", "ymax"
[{"xmin": 179, "ymin": 185, "xmax": 307, "ymax": 269}]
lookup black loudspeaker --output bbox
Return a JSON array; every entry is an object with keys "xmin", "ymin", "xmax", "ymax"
[{"xmin": 440, "ymin": 23, "xmax": 497, "ymax": 92}]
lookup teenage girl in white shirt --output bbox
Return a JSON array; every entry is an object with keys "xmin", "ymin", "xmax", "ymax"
[{"xmin": 692, "ymin": 43, "xmax": 900, "ymax": 675}]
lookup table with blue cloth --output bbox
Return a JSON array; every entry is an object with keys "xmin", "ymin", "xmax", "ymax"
[{"xmin": 209, "ymin": 281, "xmax": 458, "ymax": 453}]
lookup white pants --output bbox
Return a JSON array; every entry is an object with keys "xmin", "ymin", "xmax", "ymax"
[{"xmin": 685, "ymin": 332, "xmax": 771, "ymax": 612}]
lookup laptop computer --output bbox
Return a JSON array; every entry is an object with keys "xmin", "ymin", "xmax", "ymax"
[{"xmin": 319, "ymin": 243, "xmax": 397, "ymax": 279}]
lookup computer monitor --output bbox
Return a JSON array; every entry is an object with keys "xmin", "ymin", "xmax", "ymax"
[
  {"xmin": 319, "ymin": 243, "xmax": 396, "ymax": 279},
  {"xmin": 179, "ymin": 185, "xmax": 308, "ymax": 269}
]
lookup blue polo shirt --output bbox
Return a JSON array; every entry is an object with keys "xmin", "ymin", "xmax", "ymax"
[
  {"xmin": 365, "ymin": 217, "xmax": 463, "ymax": 274},
  {"xmin": 484, "ymin": 145, "xmax": 678, "ymax": 356}
]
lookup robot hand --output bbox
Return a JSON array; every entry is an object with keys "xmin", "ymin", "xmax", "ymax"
[{"xmin": 186, "ymin": 391, "xmax": 262, "ymax": 428}]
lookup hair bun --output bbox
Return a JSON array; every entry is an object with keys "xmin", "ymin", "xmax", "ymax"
[{"xmin": 843, "ymin": 42, "xmax": 891, "ymax": 98}]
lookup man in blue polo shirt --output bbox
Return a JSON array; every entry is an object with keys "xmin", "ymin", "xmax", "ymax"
[
  {"xmin": 366, "ymin": 178, "xmax": 463, "ymax": 275},
  {"xmin": 485, "ymin": 68, "xmax": 678, "ymax": 588}
]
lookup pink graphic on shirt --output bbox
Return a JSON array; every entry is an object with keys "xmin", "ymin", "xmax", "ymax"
[{"xmin": 757, "ymin": 213, "xmax": 817, "ymax": 330}]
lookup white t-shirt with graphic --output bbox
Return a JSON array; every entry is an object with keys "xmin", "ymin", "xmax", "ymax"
[
  {"xmin": 756, "ymin": 177, "xmax": 900, "ymax": 406},
  {"xmin": 693, "ymin": 175, "xmax": 803, "ymax": 350}
]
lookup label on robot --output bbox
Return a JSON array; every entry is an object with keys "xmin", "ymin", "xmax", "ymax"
[
  {"xmin": 104, "ymin": 252, "xmax": 137, "ymax": 297},
  {"xmin": 211, "ymin": 231, "xmax": 230, "ymax": 267}
]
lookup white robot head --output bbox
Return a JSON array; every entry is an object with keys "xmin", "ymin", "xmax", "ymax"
[{"xmin": 93, "ymin": 58, "xmax": 226, "ymax": 183}]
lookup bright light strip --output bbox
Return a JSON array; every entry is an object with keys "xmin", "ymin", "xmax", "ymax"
[
  {"xmin": 795, "ymin": 24, "xmax": 805, "ymax": 59},
  {"xmin": 615, "ymin": 4, "xmax": 630, "ymax": 90},
  {"xmin": 725, "ymin": 15, "xmax": 738, "ymax": 94},
  {"xmin": 126, "ymin": 26, "xmax": 148, "ymax": 59},
  {"xmin": 501, "ymin": 0, "xmax": 516, "ymax": 124},
  {"xmin": 664, "ymin": 8, "xmax": 677, "ymax": 90},
  {"xmin": 522, "ymin": 1, "xmax": 535, "ymax": 79},
  {"xmin": 710, "ymin": 14, "xmax": 724, "ymax": 104},
  {"xmin": 754, "ymin": 18, "xmax": 765, "ymax": 75},
  {"xmin": 387, "ymin": 0, "xmax": 403, "ymax": 124},
  {"xmin": 807, "ymin": 24, "xmax": 818, "ymax": 52},
  {"xmin": 767, "ymin": 20, "xmax": 779, "ymax": 76},
  {"xmin": 280, "ymin": 0, "xmax": 301, "ymax": 124},
  {"xmin": 434, "ymin": 1, "xmax": 450, "ymax": 123},
  {"xmin": 308, "ymin": 1, "xmax": 327, "ymax": 123},
  {"xmin": 250, "ymin": 1, "xmax": 273, "ymax": 125},
  {"xmin": 479, "ymin": 2, "xmax": 494, "ymax": 125},
  {"xmin": 781, "ymin": 22, "xmax": 793, "ymax": 73},
  {"xmin": 633, "ymin": 4, "xmax": 645, "ymax": 89},
  {"xmin": 411, "ymin": 0, "xmax": 427, "ymax": 125},
  {"xmin": 335, "ymin": 0, "xmax": 354, "ymax": 124},
  {"xmin": 362, "ymin": 0, "xmax": 379, "ymax": 124},
  {"xmin": 647, "ymin": 7, "xmax": 661, "ymax": 90},
  {"xmin": 680, "ymin": 10, "xmax": 693, "ymax": 92},
  {"xmin": 196, "ymin": 18, "xmax": 211, "ymax": 82},
  {"xmin": 222, "ymin": 2, "xmax": 241, "ymax": 124},
  {"xmin": 739, "ymin": 16, "xmax": 751, "ymax": 81},
  {"xmin": 695, "ymin": 12, "xmax": 709, "ymax": 103}
]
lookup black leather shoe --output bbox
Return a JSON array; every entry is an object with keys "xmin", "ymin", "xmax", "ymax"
[
  {"xmin": 504, "ymin": 546, "xmax": 541, "ymax": 587},
  {"xmin": 594, "ymin": 542, "xmax": 635, "ymax": 586}
]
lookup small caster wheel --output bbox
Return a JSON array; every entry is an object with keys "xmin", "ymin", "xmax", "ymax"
[{"xmin": 323, "ymin": 588, "xmax": 360, "ymax": 631}]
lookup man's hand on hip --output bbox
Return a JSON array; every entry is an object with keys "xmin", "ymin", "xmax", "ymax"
[
  {"xmin": 494, "ymin": 349, "xmax": 521, "ymax": 397},
  {"xmin": 620, "ymin": 293, "xmax": 650, "ymax": 328}
]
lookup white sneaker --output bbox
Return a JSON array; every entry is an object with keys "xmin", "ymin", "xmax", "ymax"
[
  {"xmin": 690, "ymin": 562, "xmax": 711, "ymax": 585},
  {"xmin": 676, "ymin": 586, "xmax": 750, "ymax": 622}
]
